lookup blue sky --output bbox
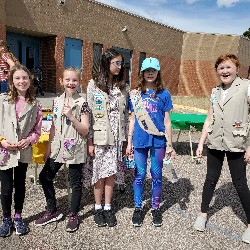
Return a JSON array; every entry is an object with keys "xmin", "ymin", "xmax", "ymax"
[{"xmin": 95, "ymin": 0, "xmax": 250, "ymax": 35}]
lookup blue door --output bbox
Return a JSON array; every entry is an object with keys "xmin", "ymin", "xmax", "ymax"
[
  {"xmin": 6, "ymin": 32, "xmax": 40, "ymax": 70},
  {"xmin": 64, "ymin": 38, "xmax": 83, "ymax": 92}
]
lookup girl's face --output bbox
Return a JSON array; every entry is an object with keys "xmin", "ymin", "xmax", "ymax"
[
  {"xmin": 216, "ymin": 60, "xmax": 238, "ymax": 85},
  {"xmin": 143, "ymin": 68, "xmax": 158, "ymax": 84},
  {"xmin": 60, "ymin": 70, "xmax": 80, "ymax": 95},
  {"xmin": 13, "ymin": 69, "xmax": 31, "ymax": 96},
  {"xmin": 109, "ymin": 55, "xmax": 123, "ymax": 76}
]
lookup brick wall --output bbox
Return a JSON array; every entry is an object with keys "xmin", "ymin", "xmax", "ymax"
[
  {"xmin": 179, "ymin": 32, "xmax": 250, "ymax": 96},
  {"xmin": 82, "ymin": 42, "xmax": 94, "ymax": 92},
  {"xmin": 0, "ymin": 24, "xmax": 6, "ymax": 41},
  {"xmin": 1, "ymin": 0, "xmax": 250, "ymax": 96}
]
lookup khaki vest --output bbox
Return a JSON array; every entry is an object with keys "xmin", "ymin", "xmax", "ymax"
[
  {"xmin": 87, "ymin": 79, "xmax": 128, "ymax": 145},
  {"xmin": 207, "ymin": 77, "xmax": 250, "ymax": 152},
  {"xmin": 50, "ymin": 92, "xmax": 87, "ymax": 164},
  {"xmin": 0, "ymin": 94, "xmax": 40, "ymax": 170}
]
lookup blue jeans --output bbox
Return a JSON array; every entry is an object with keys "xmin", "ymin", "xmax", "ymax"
[
  {"xmin": 0, "ymin": 80, "xmax": 8, "ymax": 93},
  {"xmin": 133, "ymin": 147, "xmax": 165, "ymax": 209}
]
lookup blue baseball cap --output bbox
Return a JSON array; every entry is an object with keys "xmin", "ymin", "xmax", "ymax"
[{"xmin": 141, "ymin": 57, "xmax": 160, "ymax": 71}]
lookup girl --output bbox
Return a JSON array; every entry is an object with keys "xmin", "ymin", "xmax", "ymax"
[
  {"xmin": 0, "ymin": 40, "xmax": 15, "ymax": 93},
  {"xmin": 126, "ymin": 57, "xmax": 176, "ymax": 227},
  {"xmin": 0, "ymin": 64, "xmax": 42, "ymax": 237},
  {"xmin": 194, "ymin": 54, "xmax": 250, "ymax": 244},
  {"xmin": 86, "ymin": 48, "xmax": 129, "ymax": 227},
  {"xmin": 35, "ymin": 67, "xmax": 90, "ymax": 232}
]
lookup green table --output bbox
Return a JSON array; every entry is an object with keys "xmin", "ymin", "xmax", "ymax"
[
  {"xmin": 170, "ymin": 113, "xmax": 207, "ymax": 132},
  {"xmin": 170, "ymin": 113, "xmax": 207, "ymax": 159}
]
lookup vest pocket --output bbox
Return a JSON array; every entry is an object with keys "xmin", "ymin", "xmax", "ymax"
[
  {"xmin": 232, "ymin": 123, "xmax": 249, "ymax": 148},
  {"xmin": 93, "ymin": 124, "xmax": 106, "ymax": 144},
  {"xmin": 62, "ymin": 138, "xmax": 77, "ymax": 161}
]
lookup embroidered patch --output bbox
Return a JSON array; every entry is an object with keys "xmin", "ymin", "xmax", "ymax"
[
  {"xmin": 233, "ymin": 120, "xmax": 242, "ymax": 127},
  {"xmin": 95, "ymin": 113, "xmax": 104, "ymax": 118}
]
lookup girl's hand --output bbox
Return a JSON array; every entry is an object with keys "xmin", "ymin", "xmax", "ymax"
[
  {"xmin": 17, "ymin": 138, "xmax": 30, "ymax": 150},
  {"xmin": 196, "ymin": 144, "xmax": 203, "ymax": 158},
  {"xmin": 244, "ymin": 146, "xmax": 250, "ymax": 163},
  {"xmin": 126, "ymin": 144, "xmax": 133, "ymax": 156},
  {"xmin": 165, "ymin": 148, "xmax": 176, "ymax": 159},
  {"xmin": 1, "ymin": 140, "xmax": 18, "ymax": 150},
  {"xmin": 88, "ymin": 145, "xmax": 95, "ymax": 157},
  {"xmin": 63, "ymin": 104, "xmax": 73, "ymax": 120}
]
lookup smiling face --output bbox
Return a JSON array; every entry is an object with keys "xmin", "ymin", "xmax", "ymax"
[
  {"xmin": 60, "ymin": 70, "xmax": 80, "ymax": 95},
  {"xmin": 216, "ymin": 59, "xmax": 238, "ymax": 85},
  {"xmin": 143, "ymin": 68, "xmax": 158, "ymax": 84},
  {"xmin": 13, "ymin": 69, "xmax": 31, "ymax": 96}
]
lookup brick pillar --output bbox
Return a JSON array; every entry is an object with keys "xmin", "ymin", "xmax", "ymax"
[
  {"xmin": 54, "ymin": 35, "xmax": 65, "ymax": 93},
  {"xmin": 0, "ymin": 24, "xmax": 6, "ymax": 41},
  {"xmin": 130, "ymin": 50, "xmax": 140, "ymax": 90},
  {"xmin": 82, "ymin": 42, "xmax": 93, "ymax": 92}
]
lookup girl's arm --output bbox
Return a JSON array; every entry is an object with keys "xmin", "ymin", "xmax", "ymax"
[
  {"xmin": 63, "ymin": 102, "xmax": 90, "ymax": 136},
  {"xmin": 126, "ymin": 112, "xmax": 135, "ymax": 155},
  {"xmin": 86, "ymin": 81, "xmax": 94, "ymax": 155},
  {"xmin": 2, "ymin": 53, "xmax": 15, "ymax": 70},
  {"xmin": 196, "ymin": 104, "xmax": 213, "ymax": 157},
  {"xmin": 43, "ymin": 120, "xmax": 55, "ymax": 162},
  {"xmin": 26, "ymin": 103, "xmax": 43, "ymax": 144},
  {"xmin": 18, "ymin": 103, "xmax": 43, "ymax": 149},
  {"xmin": 164, "ymin": 111, "xmax": 176, "ymax": 158}
]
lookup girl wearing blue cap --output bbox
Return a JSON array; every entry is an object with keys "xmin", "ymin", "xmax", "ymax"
[{"xmin": 126, "ymin": 57, "xmax": 176, "ymax": 227}]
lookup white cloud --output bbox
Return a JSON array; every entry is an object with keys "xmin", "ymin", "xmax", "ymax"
[{"xmin": 216, "ymin": 0, "xmax": 240, "ymax": 7}]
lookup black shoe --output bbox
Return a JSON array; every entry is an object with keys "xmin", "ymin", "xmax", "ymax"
[
  {"xmin": 103, "ymin": 210, "xmax": 117, "ymax": 227},
  {"xmin": 151, "ymin": 209, "xmax": 162, "ymax": 227},
  {"xmin": 132, "ymin": 208, "xmax": 143, "ymax": 227},
  {"xmin": 93, "ymin": 209, "xmax": 106, "ymax": 227}
]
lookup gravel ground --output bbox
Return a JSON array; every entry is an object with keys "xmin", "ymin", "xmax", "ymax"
[{"xmin": 1, "ymin": 94, "xmax": 250, "ymax": 249}]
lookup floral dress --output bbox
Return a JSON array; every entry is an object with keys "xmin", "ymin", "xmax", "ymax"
[{"xmin": 82, "ymin": 85, "xmax": 128, "ymax": 187}]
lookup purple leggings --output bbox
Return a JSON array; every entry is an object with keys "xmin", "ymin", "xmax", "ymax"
[{"xmin": 133, "ymin": 147, "xmax": 165, "ymax": 209}]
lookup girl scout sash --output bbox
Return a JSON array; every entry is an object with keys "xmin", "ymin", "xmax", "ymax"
[{"xmin": 130, "ymin": 89, "xmax": 173, "ymax": 153}]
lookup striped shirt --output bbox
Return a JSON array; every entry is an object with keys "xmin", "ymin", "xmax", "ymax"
[{"xmin": 0, "ymin": 53, "xmax": 11, "ymax": 82}]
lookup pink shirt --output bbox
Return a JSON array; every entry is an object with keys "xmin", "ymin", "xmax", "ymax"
[{"xmin": 15, "ymin": 96, "xmax": 43, "ymax": 144}]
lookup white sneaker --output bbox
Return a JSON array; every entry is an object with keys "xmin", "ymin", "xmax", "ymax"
[
  {"xmin": 194, "ymin": 215, "xmax": 207, "ymax": 232},
  {"xmin": 242, "ymin": 227, "xmax": 250, "ymax": 244}
]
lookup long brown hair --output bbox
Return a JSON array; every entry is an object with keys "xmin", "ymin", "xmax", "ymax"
[{"xmin": 8, "ymin": 64, "xmax": 36, "ymax": 104}]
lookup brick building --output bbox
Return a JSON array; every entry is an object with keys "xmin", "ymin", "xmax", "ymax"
[{"xmin": 1, "ymin": 0, "xmax": 250, "ymax": 96}]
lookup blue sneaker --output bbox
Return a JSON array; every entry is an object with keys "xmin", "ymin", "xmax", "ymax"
[
  {"xmin": 13, "ymin": 217, "xmax": 29, "ymax": 235},
  {"xmin": 0, "ymin": 217, "xmax": 12, "ymax": 237}
]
